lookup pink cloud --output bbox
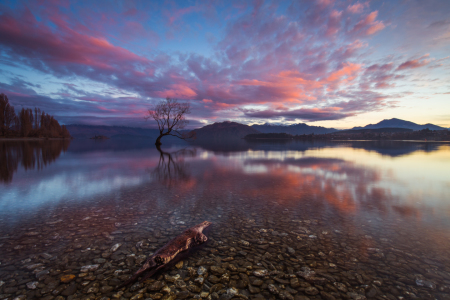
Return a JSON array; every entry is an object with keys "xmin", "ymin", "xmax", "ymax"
[
  {"xmin": 154, "ymin": 84, "xmax": 197, "ymax": 99},
  {"xmin": 243, "ymin": 107, "xmax": 353, "ymax": 121},
  {"xmin": 0, "ymin": 1, "xmax": 429, "ymax": 126},
  {"xmin": 397, "ymin": 55, "xmax": 431, "ymax": 71},
  {"xmin": 347, "ymin": 3, "xmax": 366, "ymax": 14},
  {"xmin": 326, "ymin": 10, "xmax": 343, "ymax": 36},
  {"xmin": 349, "ymin": 11, "xmax": 385, "ymax": 37}
]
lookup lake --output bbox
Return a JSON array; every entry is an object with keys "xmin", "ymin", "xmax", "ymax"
[{"xmin": 0, "ymin": 139, "xmax": 450, "ymax": 300}]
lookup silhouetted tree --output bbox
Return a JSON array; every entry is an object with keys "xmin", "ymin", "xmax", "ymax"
[
  {"xmin": 145, "ymin": 97, "xmax": 194, "ymax": 146},
  {"xmin": 34, "ymin": 107, "xmax": 41, "ymax": 129},
  {"xmin": 0, "ymin": 93, "xmax": 17, "ymax": 136},
  {"xmin": 0, "ymin": 93, "xmax": 7, "ymax": 135},
  {"xmin": 4, "ymin": 104, "xmax": 16, "ymax": 135},
  {"xmin": 19, "ymin": 108, "xmax": 33, "ymax": 137}
]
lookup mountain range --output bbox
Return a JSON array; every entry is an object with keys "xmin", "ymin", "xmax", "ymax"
[
  {"xmin": 352, "ymin": 118, "xmax": 446, "ymax": 131},
  {"xmin": 191, "ymin": 121, "xmax": 260, "ymax": 140},
  {"xmin": 252, "ymin": 123, "xmax": 337, "ymax": 135},
  {"xmin": 66, "ymin": 118, "xmax": 447, "ymax": 139}
]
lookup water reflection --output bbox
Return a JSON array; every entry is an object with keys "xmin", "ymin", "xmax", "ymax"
[
  {"xmin": 0, "ymin": 140, "xmax": 449, "ymax": 299},
  {"xmin": 193, "ymin": 139, "xmax": 447, "ymax": 157},
  {"xmin": 152, "ymin": 146, "xmax": 196, "ymax": 186},
  {"xmin": 0, "ymin": 140, "xmax": 70, "ymax": 183}
]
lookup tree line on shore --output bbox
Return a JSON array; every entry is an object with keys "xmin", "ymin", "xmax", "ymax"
[{"xmin": 0, "ymin": 93, "xmax": 70, "ymax": 138}]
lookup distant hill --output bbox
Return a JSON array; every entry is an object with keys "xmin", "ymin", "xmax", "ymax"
[
  {"xmin": 245, "ymin": 133, "xmax": 294, "ymax": 139},
  {"xmin": 337, "ymin": 127, "xmax": 413, "ymax": 134},
  {"xmin": 252, "ymin": 123, "xmax": 337, "ymax": 135},
  {"xmin": 191, "ymin": 121, "xmax": 260, "ymax": 140},
  {"xmin": 353, "ymin": 118, "xmax": 446, "ymax": 131},
  {"xmin": 66, "ymin": 124, "xmax": 160, "ymax": 139}
]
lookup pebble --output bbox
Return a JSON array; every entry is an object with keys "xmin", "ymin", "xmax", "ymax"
[
  {"xmin": 60, "ymin": 274, "xmax": 76, "ymax": 283},
  {"xmin": 305, "ymin": 286, "xmax": 319, "ymax": 295},
  {"xmin": 26, "ymin": 281, "xmax": 39, "ymax": 289},
  {"xmin": 0, "ymin": 179, "xmax": 449, "ymax": 300},
  {"xmin": 110, "ymin": 243, "xmax": 122, "ymax": 252},
  {"xmin": 253, "ymin": 269, "xmax": 268, "ymax": 277},
  {"xmin": 81, "ymin": 264, "xmax": 100, "ymax": 272},
  {"xmin": 268, "ymin": 284, "xmax": 279, "ymax": 295}
]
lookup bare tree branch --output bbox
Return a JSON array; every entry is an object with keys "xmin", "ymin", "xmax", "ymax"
[{"xmin": 145, "ymin": 97, "xmax": 195, "ymax": 145}]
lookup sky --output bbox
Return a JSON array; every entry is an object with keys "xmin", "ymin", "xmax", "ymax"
[{"xmin": 0, "ymin": 0, "xmax": 449, "ymax": 129}]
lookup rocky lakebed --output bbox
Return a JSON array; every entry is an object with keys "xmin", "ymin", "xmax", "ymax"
[{"xmin": 0, "ymin": 186, "xmax": 449, "ymax": 300}]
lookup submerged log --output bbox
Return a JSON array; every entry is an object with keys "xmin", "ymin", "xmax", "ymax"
[{"xmin": 117, "ymin": 221, "xmax": 212, "ymax": 289}]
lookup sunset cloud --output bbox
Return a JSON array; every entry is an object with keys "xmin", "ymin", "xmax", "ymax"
[
  {"xmin": 243, "ymin": 107, "xmax": 353, "ymax": 121},
  {"xmin": 397, "ymin": 55, "xmax": 431, "ymax": 71},
  {"xmin": 0, "ymin": 0, "xmax": 448, "ymax": 127}
]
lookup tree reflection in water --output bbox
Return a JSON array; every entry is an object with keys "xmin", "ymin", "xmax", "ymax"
[
  {"xmin": 152, "ymin": 146, "xmax": 196, "ymax": 186},
  {"xmin": 0, "ymin": 140, "xmax": 70, "ymax": 183}
]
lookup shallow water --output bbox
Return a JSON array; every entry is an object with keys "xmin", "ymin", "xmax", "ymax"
[{"xmin": 0, "ymin": 139, "xmax": 450, "ymax": 300}]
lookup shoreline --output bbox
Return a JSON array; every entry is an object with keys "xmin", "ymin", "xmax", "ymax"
[
  {"xmin": 245, "ymin": 138, "xmax": 450, "ymax": 142},
  {"xmin": 0, "ymin": 137, "xmax": 72, "ymax": 141}
]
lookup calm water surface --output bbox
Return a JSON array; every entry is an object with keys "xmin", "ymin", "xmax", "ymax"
[{"xmin": 0, "ymin": 139, "xmax": 449, "ymax": 300}]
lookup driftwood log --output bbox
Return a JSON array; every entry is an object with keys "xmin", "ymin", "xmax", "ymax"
[{"xmin": 117, "ymin": 221, "xmax": 212, "ymax": 289}]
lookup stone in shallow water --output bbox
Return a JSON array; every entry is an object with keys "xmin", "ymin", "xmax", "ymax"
[
  {"xmin": 197, "ymin": 266, "xmax": 207, "ymax": 275},
  {"xmin": 175, "ymin": 261, "xmax": 183, "ymax": 269},
  {"xmin": 347, "ymin": 292, "xmax": 367, "ymax": 300},
  {"xmin": 61, "ymin": 283, "xmax": 77, "ymax": 296},
  {"xmin": 188, "ymin": 284, "xmax": 202, "ymax": 293},
  {"xmin": 25, "ymin": 263, "xmax": 44, "ymax": 270},
  {"xmin": 415, "ymin": 275, "xmax": 436, "ymax": 290},
  {"xmin": 130, "ymin": 294, "xmax": 144, "ymax": 300},
  {"xmin": 304, "ymin": 286, "xmax": 319, "ymax": 296},
  {"xmin": 333, "ymin": 282, "xmax": 348, "ymax": 293},
  {"xmin": 100, "ymin": 285, "xmax": 114, "ymax": 293},
  {"xmin": 177, "ymin": 291, "xmax": 190, "ymax": 299},
  {"xmin": 36, "ymin": 269, "xmax": 49, "ymax": 279},
  {"xmin": 240, "ymin": 240, "xmax": 250, "ymax": 246},
  {"xmin": 219, "ymin": 287, "xmax": 238, "ymax": 300},
  {"xmin": 279, "ymin": 290, "xmax": 294, "ymax": 300},
  {"xmin": 290, "ymin": 277, "xmax": 300, "ymax": 288},
  {"xmin": 210, "ymin": 266, "xmax": 226, "ymax": 275},
  {"xmin": 253, "ymin": 269, "xmax": 268, "ymax": 277},
  {"xmin": 268, "ymin": 284, "xmax": 279, "ymax": 295},
  {"xmin": 40, "ymin": 253, "xmax": 53, "ymax": 259},
  {"xmin": 81, "ymin": 264, "xmax": 100, "ymax": 272},
  {"xmin": 287, "ymin": 247, "xmax": 295, "ymax": 255},
  {"xmin": 365, "ymin": 286, "xmax": 377, "ymax": 298},
  {"xmin": 248, "ymin": 285, "xmax": 260, "ymax": 294},
  {"xmin": 148, "ymin": 280, "xmax": 164, "ymax": 291},
  {"xmin": 60, "ymin": 274, "xmax": 75, "ymax": 283},
  {"xmin": 110, "ymin": 243, "xmax": 122, "ymax": 252},
  {"xmin": 320, "ymin": 291, "xmax": 336, "ymax": 300},
  {"xmin": 26, "ymin": 281, "xmax": 39, "ymax": 289},
  {"xmin": 305, "ymin": 276, "xmax": 327, "ymax": 285}
]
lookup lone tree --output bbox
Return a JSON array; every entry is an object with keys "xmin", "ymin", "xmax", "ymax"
[{"xmin": 146, "ymin": 97, "xmax": 194, "ymax": 146}]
